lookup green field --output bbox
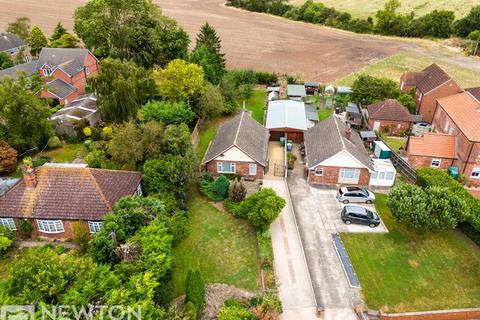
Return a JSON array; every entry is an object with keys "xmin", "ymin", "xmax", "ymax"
[
  {"xmin": 171, "ymin": 191, "xmax": 260, "ymax": 297},
  {"xmin": 341, "ymin": 194, "xmax": 480, "ymax": 312},
  {"xmin": 290, "ymin": 0, "xmax": 476, "ymax": 19},
  {"xmin": 335, "ymin": 53, "xmax": 480, "ymax": 89}
]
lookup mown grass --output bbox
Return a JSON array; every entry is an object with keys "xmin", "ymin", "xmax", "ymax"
[
  {"xmin": 290, "ymin": 0, "xmax": 476, "ymax": 19},
  {"xmin": 40, "ymin": 143, "xmax": 85, "ymax": 163},
  {"xmin": 341, "ymin": 194, "xmax": 480, "ymax": 312},
  {"xmin": 246, "ymin": 89, "xmax": 267, "ymax": 124},
  {"xmin": 335, "ymin": 53, "xmax": 480, "ymax": 89},
  {"xmin": 171, "ymin": 191, "xmax": 260, "ymax": 297},
  {"xmin": 382, "ymin": 136, "xmax": 407, "ymax": 152},
  {"xmin": 318, "ymin": 108, "xmax": 334, "ymax": 121}
]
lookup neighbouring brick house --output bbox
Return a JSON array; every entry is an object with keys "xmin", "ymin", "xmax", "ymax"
[
  {"xmin": 0, "ymin": 47, "xmax": 99, "ymax": 105},
  {"xmin": 204, "ymin": 110, "xmax": 269, "ymax": 180},
  {"xmin": 304, "ymin": 115, "xmax": 374, "ymax": 186},
  {"xmin": 366, "ymin": 99, "xmax": 413, "ymax": 136},
  {"xmin": 406, "ymin": 133, "xmax": 457, "ymax": 169},
  {"xmin": 0, "ymin": 163, "xmax": 142, "ymax": 241},
  {"xmin": 432, "ymin": 91, "xmax": 480, "ymax": 186},
  {"xmin": 400, "ymin": 63, "xmax": 463, "ymax": 123},
  {"xmin": 51, "ymin": 94, "xmax": 100, "ymax": 136},
  {"xmin": 0, "ymin": 32, "xmax": 32, "ymax": 63}
]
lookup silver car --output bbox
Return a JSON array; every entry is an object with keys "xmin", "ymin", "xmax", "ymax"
[{"xmin": 336, "ymin": 186, "xmax": 375, "ymax": 204}]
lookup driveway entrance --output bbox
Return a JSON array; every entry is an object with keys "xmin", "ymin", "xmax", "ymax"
[{"xmin": 265, "ymin": 141, "xmax": 285, "ymax": 180}]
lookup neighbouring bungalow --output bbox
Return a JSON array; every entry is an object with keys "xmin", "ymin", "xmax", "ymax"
[
  {"xmin": 287, "ymin": 84, "xmax": 306, "ymax": 100},
  {"xmin": 0, "ymin": 47, "xmax": 99, "ymax": 105},
  {"xmin": 0, "ymin": 32, "xmax": 32, "ymax": 63},
  {"xmin": 366, "ymin": 99, "xmax": 413, "ymax": 136},
  {"xmin": 432, "ymin": 91, "xmax": 480, "ymax": 185},
  {"xmin": 266, "ymin": 100, "xmax": 308, "ymax": 143},
  {"xmin": 304, "ymin": 115, "xmax": 374, "ymax": 186},
  {"xmin": 204, "ymin": 110, "xmax": 269, "ymax": 180},
  {"xmin": 406, "ymin": 133, "xmax": 457, "ymax": 170},
  {"xmin": 51, "ymin": 94, "xmax": 100, "ymax": 136},
  {"xmin": 399, "ymin": 63, "xmax": 463, "ymax": 123},
  {"xmin": 0, "ymin": 163, "xmax": 142, "ymax": 241},
  {"xmin": 304, "ymin": 82, "xmax": 320, "ymax": 95}
]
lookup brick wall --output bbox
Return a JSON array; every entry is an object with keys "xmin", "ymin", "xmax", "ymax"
[
  {"xmin": 407, "ymin": 155, "xmax": 454, "ymax": 170},
  {"xmin": 379, "ymin": 308, "xmax": 480, "ymax": 320},
  {"xmin": 416, "ymin": 80, "xmax": 462, "ymax": 123},
  {"xmin": 368, "ymin": 118, "xmax": 411, "ymax": 136},
  {"xmin": 307, "ymin": 166, "xmax": 370, "ymax": 186},
  {"xmin": 14, "ymin": 218, "xmax": 89, "ymax": 241},
  {"xmin": 206, "ymin": 160, "xmax": 265, "ymax": 180}
]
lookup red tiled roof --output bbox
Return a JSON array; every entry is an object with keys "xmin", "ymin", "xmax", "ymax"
[
  {"xmin": 367, "ymin": 99, "xmax": 413, "ymax": 122},
  {"xmin": 407, "ymin": 133, "xmax": 457, "ymax": 159},
  {"xmin": 0, "ymin": 165, "xmax": 142, "ymax": 220},
  {"xmin": 437, "ymin": 92, "xmax": 480, "ymax": 142}
]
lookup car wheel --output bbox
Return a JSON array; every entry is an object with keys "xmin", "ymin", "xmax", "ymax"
[
  {"xmin": 343, "ymin": 200, "xmax": 349, "ymax": 204},
  {"xmin": 366, "ymin": 200, "xmax": 372, "ymax": 204},
  {"xmin": 369, "ymin": 223, "xmax": 377, "ymax": 228},
  {"xmin": 344, "ymin": 220, "xmax": 352, "ymax": 225}
]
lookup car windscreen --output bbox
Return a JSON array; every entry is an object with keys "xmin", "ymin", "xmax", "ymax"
[{"xmin": 366, "ymin": 210, "xmax": 374, "ymax": 219}]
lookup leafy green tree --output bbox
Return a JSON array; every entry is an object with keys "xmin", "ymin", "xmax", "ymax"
[
  {"xmin": 234, "ymin": 188, "xmax": 286, "ymax": 229},
  {"xmin": 154, "ymin": 59, "xmax": 205, "ymax": 102},
  {"xmin": 397, "ymin": 92, "xmax": 417, "ymax": 114},
  {"xmin": 85, "ymin": 149, "xmax": 109, "ymax": 168},
  {"xmin": 140, "ymin": 121, "xmax": 165, "ymax": 161},
  {"xmin": 425, "ymin": 187, "xmax": 467, "ymax": 231},
  {"xmin": 194, "ymin": 83, "xmax": 225, "ymax": 120},
  {"xmin": 375, "ymin": 0, "xmax": 407, "ymax": 36},
  {"xmin": 6, "ymin": 17, "xmax": 31, "ymax": 40},
  {"xmin": 50, "ymin": 22, "xmax": 68, "ymax": 41},
  {"xmin": 0, "ymin": 236, "xmax": 13, "ymax": 255},
  {"xmin": 74, "ymin": 0, "xmax": 189, "ymax": 68},
  {"xmin": 185, "ymin": 269, "xmax": 205, "ymax": 319},
  {"xmin": 0, "ymin": 77, "xmax": 53, "ymax": 153},
  {"xmin": 50, "ymin": 34, "xmax": 80, "ymax": 48},
  {"xmin": 162, "ymin": 123, "xmax": 194, "ymax": 156},
  {"xmin": 27, "ymin": 26, "xmax": 48, "ymax": 56},
  {"xmin": 90, "ymin": 58, "xmax": 157, "ymax": 123},
  {"xmin": 418, "ymin": 10, "xmax": 455, "ymax": 38},
  {"xmin": 351, "ymin": 74, "xmax": 400, "ymax": 105},
  {"xmin": 454, "ymin": 5, "xmax": 480, "ymax": 37},
  {"xmin": 0, "ymin": 140, "xmax": 17, "ymax": 173},
  {"xmin": 140, "ymin": 101, "xmax": 196, "ymax": 126},
  {"xmin": 0, "ymin": 52, "xmax": 13, "ymax": 70}
]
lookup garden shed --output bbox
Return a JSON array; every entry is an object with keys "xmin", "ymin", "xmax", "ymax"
[
  {"xmin": 266, "ymin": 100, "xmax": 307, "ymax": 143},
  {"xmin": 373, "ymin": 140, "xmax": 391, "ymax": 159},
  {"xmin": 370, "ymin": 159, "xmax": 396, "ymax": 187},
  {"xmin": 304, "ymin": 82, "xmax": 320, "ymax": 95}
]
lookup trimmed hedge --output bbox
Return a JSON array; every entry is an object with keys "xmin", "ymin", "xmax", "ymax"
[{"xmin": 416, "ymin": 168, "xmax": 480, "ymax": 232}]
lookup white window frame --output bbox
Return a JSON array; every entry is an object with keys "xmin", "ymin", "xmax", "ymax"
[
  {"xmin": 471, "ymin": 168, "xmax": 480, "ymax": 179},
  {"xmin": 339, "ymin": 168, "xmax": 361, "ymax": 183},
  {"xmin": 0, "ymin": 218, "xmax": 16, "ymax": 230},
  {"xmin": 431, "ymin": 158, "xmax": 441, "ymax": 168},
  {"xmin": 36, "ymin": 219, "xmax": 64, "ymax": 233},
  {"xmin": 248, "ymin": 163, "xmax": 257, "ymax": 176},
  {"xmin": 217, "ymin": 162, "xmax": 236, "ymax": 174},
  {"xmin": 43, "ymin": 67, "xmax": 53, "ymax": 76},
  {"xmin": 314, "ymin": 168, "xmax": 324, "ymax": 176},
  {"xmin": 88, "ymin": 221, "xmax": 103, "ymax": 234},
  {"xmin": 135, "ymin": 184, "xmax": 143, "ymax": 196}
]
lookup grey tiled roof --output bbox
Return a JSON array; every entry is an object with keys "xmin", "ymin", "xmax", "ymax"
[
  {"xmin": 0, "ymin": 61, "xmax": 37, "ymax": 80},
  {"xmin": 304, "ymin": 116, "xmax": 373, "ymax": 170},
  {"xmin": 46, "ymin": 78, "xmax": 77, "ymax": 99},
  {"xmin": 204, "ymin": 111, "xmax": 269, "ymax": 166},
  {"xmin": 0, "ymin": 33, "xmax": 26, "ymax": 52},
  {"xmin": 37, "ymin": 48, "xmax": 91, "ymax": 76},
  {"xmin": 417, "ymin": 64, "xmax": 455, "ymax": 94},
  {"xmin": 466, "ymin": 87, "xmax": 480, "ymax": 101}
]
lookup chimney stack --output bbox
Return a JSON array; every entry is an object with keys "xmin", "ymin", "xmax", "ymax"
[
  {"xmin": 22, "ymin": 160, "xmax": 37, "ymax": 190},
  {"xmin": 345, "ymin": 128, "xmax": 352, "ymax": 140}
]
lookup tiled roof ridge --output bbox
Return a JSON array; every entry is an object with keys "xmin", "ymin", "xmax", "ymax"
[
  {"xmin": 87, "ymin": 168, "xmax": 113, "ymax": 211},
  {"xmin": 233, "ymin": 110, "xmax": 246, "ymax": 148}
]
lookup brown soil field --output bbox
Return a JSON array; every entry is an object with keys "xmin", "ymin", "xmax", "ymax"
[{"xmin": 0, "ymin": 0, "xmax": 479, "ymax": 82}]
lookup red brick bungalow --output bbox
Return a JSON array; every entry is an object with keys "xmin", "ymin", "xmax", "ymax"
[
  {"xmin": 204, "ymin": 111, "xmax": 269, "ymax": 180},
  {"xmin": 304, "ymin": 116, "xmax": 374, "ymax": 186},
  {"xmin": 0, "ymin": 163, "xmax": 142, "ymax": 241},
  {"xmin": 367, "ymin": 99, "xmax": 413, "ymax": 136},
  {"xmin": 406, "ymin": 133, "xmax": 457, "ymax": 170},
  {"xmin": 432, "ymin": 91, "xmax": 480, "ymax": 186},
  {"xmin": 399, "ymin": 64, "xmax": 463, "ymax": 123}
]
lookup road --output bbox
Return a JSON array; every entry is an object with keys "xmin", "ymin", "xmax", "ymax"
[{"xmin": 1, "ymin": 0, "xmax": 479, "ymax": 82}]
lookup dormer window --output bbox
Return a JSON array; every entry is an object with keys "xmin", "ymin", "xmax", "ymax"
[{"xmin": 43, "ymin": 67, "xmax": 53, "ymax": 76}]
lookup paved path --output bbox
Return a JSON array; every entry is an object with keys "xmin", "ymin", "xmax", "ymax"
[{"xmin": 264, "ymin": 179, "xmax": 318, "ymax": 320}]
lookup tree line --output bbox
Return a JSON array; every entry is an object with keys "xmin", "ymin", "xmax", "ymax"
[{"xmin": 226, "ymin": 0, "xmax": 480, "ymax": 41}]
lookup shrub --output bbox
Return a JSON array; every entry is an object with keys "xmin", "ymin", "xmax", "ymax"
[
  {"xmin": 255, "ymin": 71, "xmax": 278, "ymax": 85},
  {"xmin": 184, "ymin": 301, "xmax": 197, "ymax": 320},
  {"xmin": 83, "ymin": 127, "xmax": 92, "ymax": 137},
  {"xmin": 0, "ymin": 236, "xmax": 13, "ymax": 255},
  {"xmin": 251, "ymin": 293, "xmax": 283, "ymax": 319},
  {"xmin": 17, "ymin": 219, "xmax": 33, "ymax": 239},
  {"xmin": 229, "ymin": 179, "xmax": 247, "ymax": 202},
  {"xmin": 0, "ymin": 140, "xmax": 17, "ymax": 173},
  {"xmin": 102, "ymin": 126, "xmax": 113, "ymax": 140},
  {"xmin": 72, "ymin": 221, "xmax": 90, "ymax": 253},
  {"xmin": 0, "ymin": 225, "xmax": 15, "ymax": 241},
  {"xmin": 140, "ymin": 100, "xmax": 196, "ymax": 126},
  {"xmin": 217, "ymin": 301, "xmax": 255, "ymax": 320},
  {"xmin": 47, "ymin": 136, "xmax": 62, "ymax": 148},
  {"xmin": 85, "ymin": 150, "xmax": 109, "ymax": 168},
  {"xmin": 214, "ymin": 175, "xmax": 230, "ymax": 200},
  {"xmin": 185, "ymin": 269, "xmax": 205, "ymax": 319}
]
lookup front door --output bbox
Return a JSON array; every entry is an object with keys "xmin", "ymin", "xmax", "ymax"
[{"xmin": 373, "ymin": 121, "xmax": 381, "ymax": 131}]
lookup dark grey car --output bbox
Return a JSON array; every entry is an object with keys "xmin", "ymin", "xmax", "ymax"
[{"xmin": 341, "ymin": 205, "xmax": 380, "ymax": 228}]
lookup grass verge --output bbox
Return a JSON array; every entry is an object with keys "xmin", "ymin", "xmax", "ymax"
[
  {"xmin": 341, "ymin": 194, "xmax": 480, "ymax": 312},
  {"xmin": 171, "ymin": 191, "xmax": 260, "ymax": 297}
]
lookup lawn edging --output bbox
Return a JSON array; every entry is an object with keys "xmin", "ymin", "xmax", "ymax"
[{"xmin": 371, "ymin": 308, "xmax": 480, "ymax": 320}]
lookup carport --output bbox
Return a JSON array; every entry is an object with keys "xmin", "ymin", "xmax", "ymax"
[{"xmin": 266, "ymin": 100, "xmax": 308, "ymax": 143}]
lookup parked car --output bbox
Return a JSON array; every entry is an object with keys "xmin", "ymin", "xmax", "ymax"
[
  {"xmin": 341, "ymin": 205, "xmax": 380, "ymax": 228},
  {"xmin": 336, "ymin": 186, "xmax": 375, "ymax": 204}
]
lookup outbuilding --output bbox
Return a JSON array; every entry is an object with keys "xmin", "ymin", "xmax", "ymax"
[
  {"xmin": 266, "ymin": 100, "xmax": 308, "ymax": 143},
  {"xmin": 287, "ymin": 84, "xmax": 306, "ymax": 100},
  {"xmin": 304, "ymin": 82, "xmax": 320, "ymax": 95}
]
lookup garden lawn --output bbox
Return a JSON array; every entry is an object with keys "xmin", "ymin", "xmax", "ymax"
[
  {"xmin": 318, "ymin": 108, "xmax": 334, "ymax": 121},
  {"xmin": 0, "ymin": 257, "xmax": 11, "ymax": 280},
  {"xmin": 171, "ymin": 192, "xmax": 260, "ymax": 297},
  {"xmin": 335, "ymin": 53, "xmax": 480, "ymax": 89},
  {"xmin": 246, "ymin": 89, "xmax": 266, "ymax": 124},
  {"xmin": 40, "ymin": 143, "xmax": 85, "ymax": 163},
  {"xmin": 382, "ymin": 137, "xmax": 407, "ymax": 152},
  {"xmin": 341, "ymin": 194, "xmax": 480, "ymax": 312}
]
